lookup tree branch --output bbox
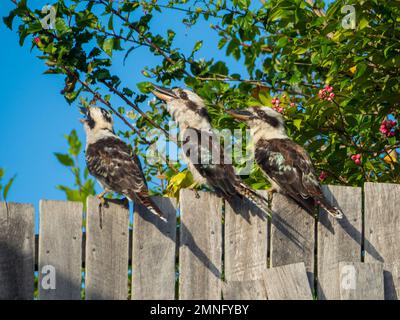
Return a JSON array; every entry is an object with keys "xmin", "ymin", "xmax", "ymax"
[{"xmin": 62, "ymin": 67, "xmax": 152, "ymax": 145}]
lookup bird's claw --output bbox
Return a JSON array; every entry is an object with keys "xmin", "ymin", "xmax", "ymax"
[
  {"xmin": 267, "ymin": 188, "xmax": 277, "ymax": 203},
  {"xmin": 97, "ymin": 191, "xmax": 109, "ymax": 208}
]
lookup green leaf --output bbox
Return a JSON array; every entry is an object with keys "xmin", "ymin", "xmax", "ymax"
[
  {"xmin": 276, "ymin": 37, "xmax": 288, "ymax": 48},
  {"xmin": 293, "ymin": 47, "xmax": 308, "ymax": 55},
  {"xmin": 359, "ymin": 17, "xmax": 369, "ymax": 30},
  {"xmin": 54, "ymin": 153, "xmax": 74, "ymax": 167},
  {"xmin": 108, "ymin": 14, "xmax": 114, "ymax": 31},
  {"xmin": 293, "ymin": 119, "xmax": 302, "ymax": 130},
  {"xmin": 355, "ymin": 62, "xmax": 367, "ymax": 79},
  {"xmin": 192, "ymin": 40, "xmax": 203, "ymax": 53},
  {"xmin": 3, "ymin": 10, "xmax": 16, "ymax": 30},
  {"xmin": 57, "ymin": 186, "xmax": 84, "ymax": 202},
  {"xmin": 66, "ymin": 130, "xmax": 82, "ymax": 157},
  {"xmin": 136, "ymin": 81, "xmax": 152, "ymax": 93},
  {"xmin": 55, "ymin": 18, "xmax": 70, "ymax": 35},
  {"xmin": 209, "ymin": 61, "xmax": 229, "ymax": 75},
  {"xmin": 27, "ymin": 21, "xmax": 43, "ymax": 34},
  {"xmin": 3, "ymin": 175, "xmax": 16, "ymax": 201},
  {"xmin": 102, "ymin": 38, "xmax": 114, "ymax": 57}
]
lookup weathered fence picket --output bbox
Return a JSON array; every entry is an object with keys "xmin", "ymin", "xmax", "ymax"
[
  {"xmin": 223, "ymin": 192, "xmax": 268, "ymax": 299},
  {"xmin": 317, "ymin": 185, "xmax": 362, "ymax": 299},
  {"xmin": 223, "ymin": 280, "xmax": 267, "ymax": 300},
  {"xmin": 270, "ymin": 193, "xmax": 315, "ymax": 286},
  {"xmin": 132, "ymin": 197, "xmax": 177, "ymax": 300},
  {"xmin": 85, "ymin": 197, "xmax": 130, "ymax": 300},
  {"xmin": 338, "ymin": 262, "xmax": 384, "ymax": 300},
  {"xmin": 178, "ymin": 189, "xmax": 222, "ymax": 300},
  {"xmin": 224, "ymin": 193, "xmax": 268, "ymax": 282},
  {"xmin": 0, "ymin": 182, "xmax": 399, "ymax": 300},
  {"xmin": 0, "ymin": 202, "xmax": 34, "ymax": 300},
  {"xmin": 38, "ymin": 200, "xmax": 82, "ymax": 300},
  {"xmin": 264, "ymin": 262, "xmax": 312, "ymax": 300},
  {"xmin": 364, "ymin": 182, "xmax": 400, "ymax": 300}
]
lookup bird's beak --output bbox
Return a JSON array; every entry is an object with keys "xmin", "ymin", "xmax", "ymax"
[
  {"xmin": 226, "ymin": 109, "xmax": 254, "ymax": 122},
  {"xmin": 79, "ymin": 106, "xmax": 88, "ymax": 124},
  {"xmin": 151, "ymin": 84, "xmax": 178, "ymax": 102}
]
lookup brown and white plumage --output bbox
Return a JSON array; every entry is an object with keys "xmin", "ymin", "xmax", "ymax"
[
  {"xmin": 228, "ymin": 106, "xmax": 343, "ymax": 219},
  {"xmin": 152, "ymin": 85, "xmax": 270, "ymax": 215},
  {"xmin": 81, "ymin": 106, "xmax": 166, "ymax": 221}
]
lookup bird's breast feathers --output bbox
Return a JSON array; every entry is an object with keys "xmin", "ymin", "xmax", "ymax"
[{"xmin": 85, "ymin": 137, "xmax": 147, "ymax": 195}]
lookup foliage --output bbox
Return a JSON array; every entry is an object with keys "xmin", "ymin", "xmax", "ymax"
[
  {"xmin": 55, "ymin": 129, "xmax": 96, "ymax": 209},
  {"xmin": 0, "ymin": 167, "xmax": 16, "ymax": 201},
  {"xmin": 5, "ymin": 0, "xmax": 400, "ymax": 195},
  {"xmin": 165, "ymin": 169, "xmax": 195, "ymax": 198}
]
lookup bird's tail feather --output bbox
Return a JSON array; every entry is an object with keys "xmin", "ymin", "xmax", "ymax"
[
  {"xmin": 285, "ymin": 192, "xmax": 343, "ymax": 220},
  {"xmin": 317, "ymin": 197, "xmax": 343, "ymax": 219},
  {"xmin": 236, "ymin": 183, "xmax": 272, "ymax": 218},
  {"xmin": 286, "ymin": 193, "xmax": 316, "ymax": 216},
  {"xmin": 135, "ymin": 195, "xmax": 167, "ymax": 222}
]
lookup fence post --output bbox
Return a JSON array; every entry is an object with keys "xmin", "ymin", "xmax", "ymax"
[{"xmin": 0, "ymin": 202, "xmax": 35, "ymax": 300}]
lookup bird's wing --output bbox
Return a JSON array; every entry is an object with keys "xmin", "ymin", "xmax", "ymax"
[
  {"xmin": 86, "ymin": 137, "xmax": 148, "ymax": 198},
  {"xmin": 182, "ymin": 127, "xmax": 238, "ymax": 198},
  {"xmin": 255, "ymin": 138, "xmax": 323, "ymax": 208}
]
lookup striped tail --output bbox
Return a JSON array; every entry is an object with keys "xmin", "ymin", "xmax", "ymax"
[
  {"xmin": 316, "ymin": 197, "xmax": 344, "ymax": 219},
  {"xmin": 135, "ymin": 195, "xmax": 168, "ymax": 222},
  {"xmin": 236, "ymin": 183, "xmax": 272, "ymax": 218}
]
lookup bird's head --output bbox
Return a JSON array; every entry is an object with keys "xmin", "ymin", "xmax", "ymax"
[
  {"xmin": 80, "ymin": 106, "xmax": 114, "ymax": 136},
  {"xmin": 151, "ymin": 84, "xmax": 211, "ymax": 129},
  {"xmin": 227, "ymin": 106, "xmax": 287, "ymax": 141}
]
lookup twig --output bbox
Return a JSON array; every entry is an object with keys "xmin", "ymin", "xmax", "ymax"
[
  {"xmin": 101, "ymin": 81, "xmax": 170, "ymax": 138},
  {"xmin": 62, "ymin": 67, "xmax": 151, "ymax": 145},
  {"xmin": 305, "ymin": 0, "xmax": 325, "ymax": 17},
  {"xmin": 196, "ymin": 74, "xmax": 310, "ymax": 97},
  {"xmin": 99, "ymin": 0, "xmax": 191, "ymax": 77}
]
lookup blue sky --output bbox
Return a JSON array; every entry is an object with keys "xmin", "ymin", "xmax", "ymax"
[{"xmin": 0, "ymin": 1, "xmax": 245, "ymax": 219}]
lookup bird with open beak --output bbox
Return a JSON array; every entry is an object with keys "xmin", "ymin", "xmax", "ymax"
[
  {"xmin": 152, "ymin": 84, "xmax": 270, "ymax": 215},
  {"xmin": 227, "ymin": 106, "xmax": 343, "ymax": 219},
  {"xmin": 80, "ymin": 105, "xmax": 167, "ymax": 222}
]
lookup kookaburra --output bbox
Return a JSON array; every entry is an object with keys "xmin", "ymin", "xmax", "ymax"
[
  {"xmin": 80, "ymin": 106, "xmax": 166, "ymax": 221},
  {"xmin": 151, "ymin": 85, "xmax": 270, "ymax": 214},
  {"xmin": 228, "ymin": 106, "xmax": 343, "ymax": 219}
]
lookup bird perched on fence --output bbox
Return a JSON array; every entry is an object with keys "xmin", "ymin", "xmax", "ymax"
[
  {"xmin": 151, "ymin": 84, "xmax": 270, "ymax": 215},
  {"xmin": 80, "ymin": 106, "xmax": 166, "ymax": 221},
  {"xmin": 227, "ymin": 106, "xmax": 343, "ymax": 219}
]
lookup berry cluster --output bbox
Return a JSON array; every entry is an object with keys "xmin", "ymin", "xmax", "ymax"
[
  {"xmin": 34, "ymin": 37, "xmax": 41, "ymax": 45},
  {"xmin": 271, "ymin": 97, "xmax": 283, "ymax": 113},
  {"xmin": 270, "ymin": 95, "xmax": 296, "ymax": 113},
  {"xmin": 379, "ymin": 119, "xmax": 397, "ymax": 137},
  {"xmin": 351, "ymin": 154, "xmax": 362, "ymax": 166},
  {"xmin": 318, "ymin": 85, "xmax": 335, "ymax": 102}
]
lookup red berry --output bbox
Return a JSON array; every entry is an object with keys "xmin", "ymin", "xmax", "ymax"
[{"xmin": 319, "ymin": 171, "xmax": 328, "ymax": 181}]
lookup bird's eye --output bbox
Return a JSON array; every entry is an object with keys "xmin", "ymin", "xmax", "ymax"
[
  {"xmin": 179, "ymin": 91, "xmax": 188, "ymax": 100},
  {"xmin": 258, "ymin": 111, "xmax": 265, "ymax": 117}
]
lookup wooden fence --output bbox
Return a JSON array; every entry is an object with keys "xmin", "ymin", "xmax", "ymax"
[{"xmin": 0, "ymin": 182, "xmax": 399, "ymax": 300}]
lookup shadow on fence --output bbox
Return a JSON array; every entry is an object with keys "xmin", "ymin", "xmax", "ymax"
[{"xmin": 0, "ymin": 182, "xmax": 399, "ymax": 300}]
